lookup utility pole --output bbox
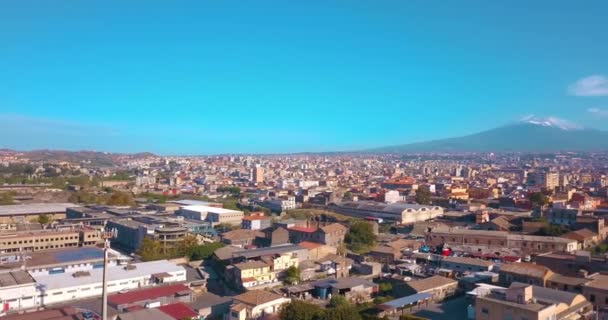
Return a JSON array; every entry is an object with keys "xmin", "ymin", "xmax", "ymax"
[{"xmin": 100, "ymin": 227, "xmax": 117, "ymax": 320}]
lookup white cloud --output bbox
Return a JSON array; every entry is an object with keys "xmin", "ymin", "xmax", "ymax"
[
  {"xmin": 587, "ymin": 107, "xmax": 608, "ymax": 117},
  {"xmin": 568, "ymin": 75, "xmax": 608, "ymax": 96}
]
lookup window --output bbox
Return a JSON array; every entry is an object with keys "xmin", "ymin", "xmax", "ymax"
[
  {"xmin": 481, "ymin": 308, "xmax": 489, "ymax": 315},
  {"xmin": 590, "ymin": 294, "xmax": 596, "ymax": 302}
]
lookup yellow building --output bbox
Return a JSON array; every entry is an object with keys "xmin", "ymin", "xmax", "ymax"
[
  {"xmin": 233, "ymin": 261, "xmax": 278, "ymax": 289},
  {"xmin": 266, "ymin": 252, "xmax": 299, "ymax": 272}
]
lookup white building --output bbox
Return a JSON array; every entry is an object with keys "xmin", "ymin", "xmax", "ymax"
[
  {"xmin": 260, "ymin": 196, "xmax": 296, "ymax": 213},
  {"xmin": 31, "ymin": 260, "xmax": 186, "ymax": 306},
  {"xmin": 177, "ymin": 205, "xmax": 244, "ymax": 226},
  {"xmin": 0, "ymin": 271, "xmax": 38, "ymax": 316}
]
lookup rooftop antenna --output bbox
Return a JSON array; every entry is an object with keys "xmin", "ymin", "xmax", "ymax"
[{"xmin": 100, "ymin": 227, "xmax": 118, "ymax": 320}]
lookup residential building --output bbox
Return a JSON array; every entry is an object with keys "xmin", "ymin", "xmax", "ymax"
[
  {"xmin": 241, "ymin": 213, "xmax": 272, "ymax": 230},
  {"xmin": 440, "ymin": 256, "xmax": 494, "ymax": 273},
  {"xmin": 287, "ymin": 223, "xmax": 347, "ymax": 246},
  {"xmin": 499, "ymin": 262, "xmax": 554, "ymax": 287},
  {"xmin": 582, "ymin": 273, "xmax": 608, "ymax": 311},
  {"xmin": 230, "ymin": 290, "xmax": 290, "ymax": 320},
  {"xmin": 400, "ymin": 276, "xmax": 458, "ymax": 301},
  {"xmin": 535, "ymin": 251, "xmax": 608, "ymax": 277},
  {"xmin": 230, "ymin": 261, "xmax": 277, "ymax": 289},
  {"xmin": 475, "ymin": 283, "xmax": 593, "ymax": 320}
]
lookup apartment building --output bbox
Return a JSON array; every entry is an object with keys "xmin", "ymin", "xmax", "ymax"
[{"xmin": 230, "ymin": 261, "xmax": 277, "ymax": 290}]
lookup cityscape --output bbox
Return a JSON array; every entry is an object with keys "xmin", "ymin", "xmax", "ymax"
[{"xmin": 2, "ymin": 1, "xmax": 608, "ymax": 320}]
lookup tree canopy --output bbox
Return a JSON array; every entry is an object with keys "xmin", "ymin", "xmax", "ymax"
[
  {"xmin": 284, "ymin": 266, "xmax": 301, "ymax": 285},
  {"xmin": 279, "ymin": 299, "xmax": 362, "ymax": 320},
  {"xmin": 345, "ymin": 221, "xmax": 377, "ymax": 254},
  {"xmin": 415, "ymin": 187, "xmax": 432, "ymax": 205}
]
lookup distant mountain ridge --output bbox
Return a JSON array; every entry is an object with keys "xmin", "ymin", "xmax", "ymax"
[
  {"xmin": 370, "ymin": 121, "xmax": 608, "ymax": 153},
  {"xmin": 1, "ymin": 149, "xmax": 156, "ymax": 166}
]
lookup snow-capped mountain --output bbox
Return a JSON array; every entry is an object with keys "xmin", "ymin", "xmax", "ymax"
[
  {"xmin": 519, "ymin": 115, "xmax": 583, "ymax": 131},
  {"xmin": 370, "ymin": 119, "xmax": 608, "ymax": 153}
]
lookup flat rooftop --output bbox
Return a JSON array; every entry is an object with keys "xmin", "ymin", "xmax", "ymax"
[
  {"xmin": 32, "ymin": 260, "xmax": 185, "ymax": 291},
  {"xmin": 0, "ymin": 203, "xmax": 79, "ymax": 216},
  {"xmin": 0, "ymin": 270, "xmax": 35, "ymax": 287},
  {"xmin": 181, "ymin": 205, "xmax": 242, "ymax": 215},
  {"xmin": 0, "ymin": 247, "xmax": 114, "ymax": 270}
]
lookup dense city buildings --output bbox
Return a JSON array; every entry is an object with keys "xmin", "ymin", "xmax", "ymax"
[{"xmin": 0, "ymin": 151, "xmax": 608, "ymax": 319}]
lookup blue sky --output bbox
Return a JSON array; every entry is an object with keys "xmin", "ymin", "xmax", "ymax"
[{"xmin": 1, "ymin": 1, "xmax": 608, "ymax": 154}]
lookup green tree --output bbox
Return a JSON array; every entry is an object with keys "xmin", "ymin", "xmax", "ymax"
[
  {"xmin": 284, "ymin": 265, "xmax": 301, "ymax": 285},
  {"xmin": 345, "ymin": 221, "xmax": 377, "ymax": 254},
  {"xmin": 322, "ymin": 304, "xmax": 362, "ymax": 320},
  {"xmin": 328, "ymin": 295, "xmax": 348, "ymax": 308},
  {"xmin": 107, "ymin": 191, "xmax": 135, "ymax": 206},
  {"xmin": 415, "ymin": 187, "xmax": 432, "ymax": 205},
  {"xmin": 188, "ymin": 242, "xmax": 225, "ymax": 261},
  {"xmin": 529, "ymin": 192, "xmax": 549, "ymax": 207},
  {"xmin": 176, "ymin": 234, "xmax": 200, "ymax": 257},
  {"xmin": 279, "ymin": 300, "xmax": 325, "ymax": 320},
  {"xmin": 37, "ymin": 214, "xmax": 51, "ymax": 225},
  {"xmin": 68, "ymin": 190, "xmax": 103, "ymax": 204},
  {"xmin": 378, "ymin": 282, "xmax": 393, "ymax": 294},
  {"xmin": 138, "ymin": 237, "xmax": 164, "ymax": 261}
]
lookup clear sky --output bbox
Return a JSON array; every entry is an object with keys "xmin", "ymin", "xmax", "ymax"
[{"xmin": 1, "ymin": 0, "xmax": 607, "ymax": 154}]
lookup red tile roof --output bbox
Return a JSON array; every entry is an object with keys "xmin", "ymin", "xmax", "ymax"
[
  {"xmin": 288, "ymin": 226, "xmax": 317, "ymax": 233},
  {"xmin": 158, "ymin": 302, "xmax": 198, "ymax": 320},
  {"xmin": 108, "ymin": 284, "xmax": 190, "ymax": 306},
  {"xmin": 299, "ymin": 241, "xmax": 323, "ymax": 250}
]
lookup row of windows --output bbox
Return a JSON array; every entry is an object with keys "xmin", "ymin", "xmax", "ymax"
[{"xmin": 1, "ymin": 236, "xmax": 79, "ymax": 245}]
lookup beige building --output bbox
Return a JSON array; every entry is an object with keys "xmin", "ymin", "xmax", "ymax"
[
  {"xmin": 253, "ymin": 167, "xmax": 265, "ymax": 184},
  {"xmin": 230, "ymin": 290, "xmax": 290, "ymax": 320},
  {"xmin": 426, "ymin": 228, "xmax": 578, "ymax": 254},
  {"xmin": 0, "ymin": 226, "xmax": 102, "ymax": 254},
  {"xmin": 476, "ymin": 283, "xmax": 592, "ymax": 320},
  {"xmin": 402, "ymin": 276, "xmax": 458, "ymax": 301},
  {"xmin": 582, "ymin": 273, "xmax": 608, "ymax": 311}
]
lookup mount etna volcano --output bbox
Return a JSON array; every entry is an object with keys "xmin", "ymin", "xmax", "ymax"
[{"xmin": 371, "ymin": 119, "xmax": 608, "ymax": 153}]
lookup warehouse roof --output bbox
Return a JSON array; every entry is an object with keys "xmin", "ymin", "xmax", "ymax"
[
  {"xmin": 108, "ymin": 284, "xmax": 191, "ymax": 306},
  {"xmin": 0, "ymin": 203, "xmax": 79, "ymax": 216},
  {"xmin": 33, "ymin": 260, "xmax": 185, "ymax": 291}
]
